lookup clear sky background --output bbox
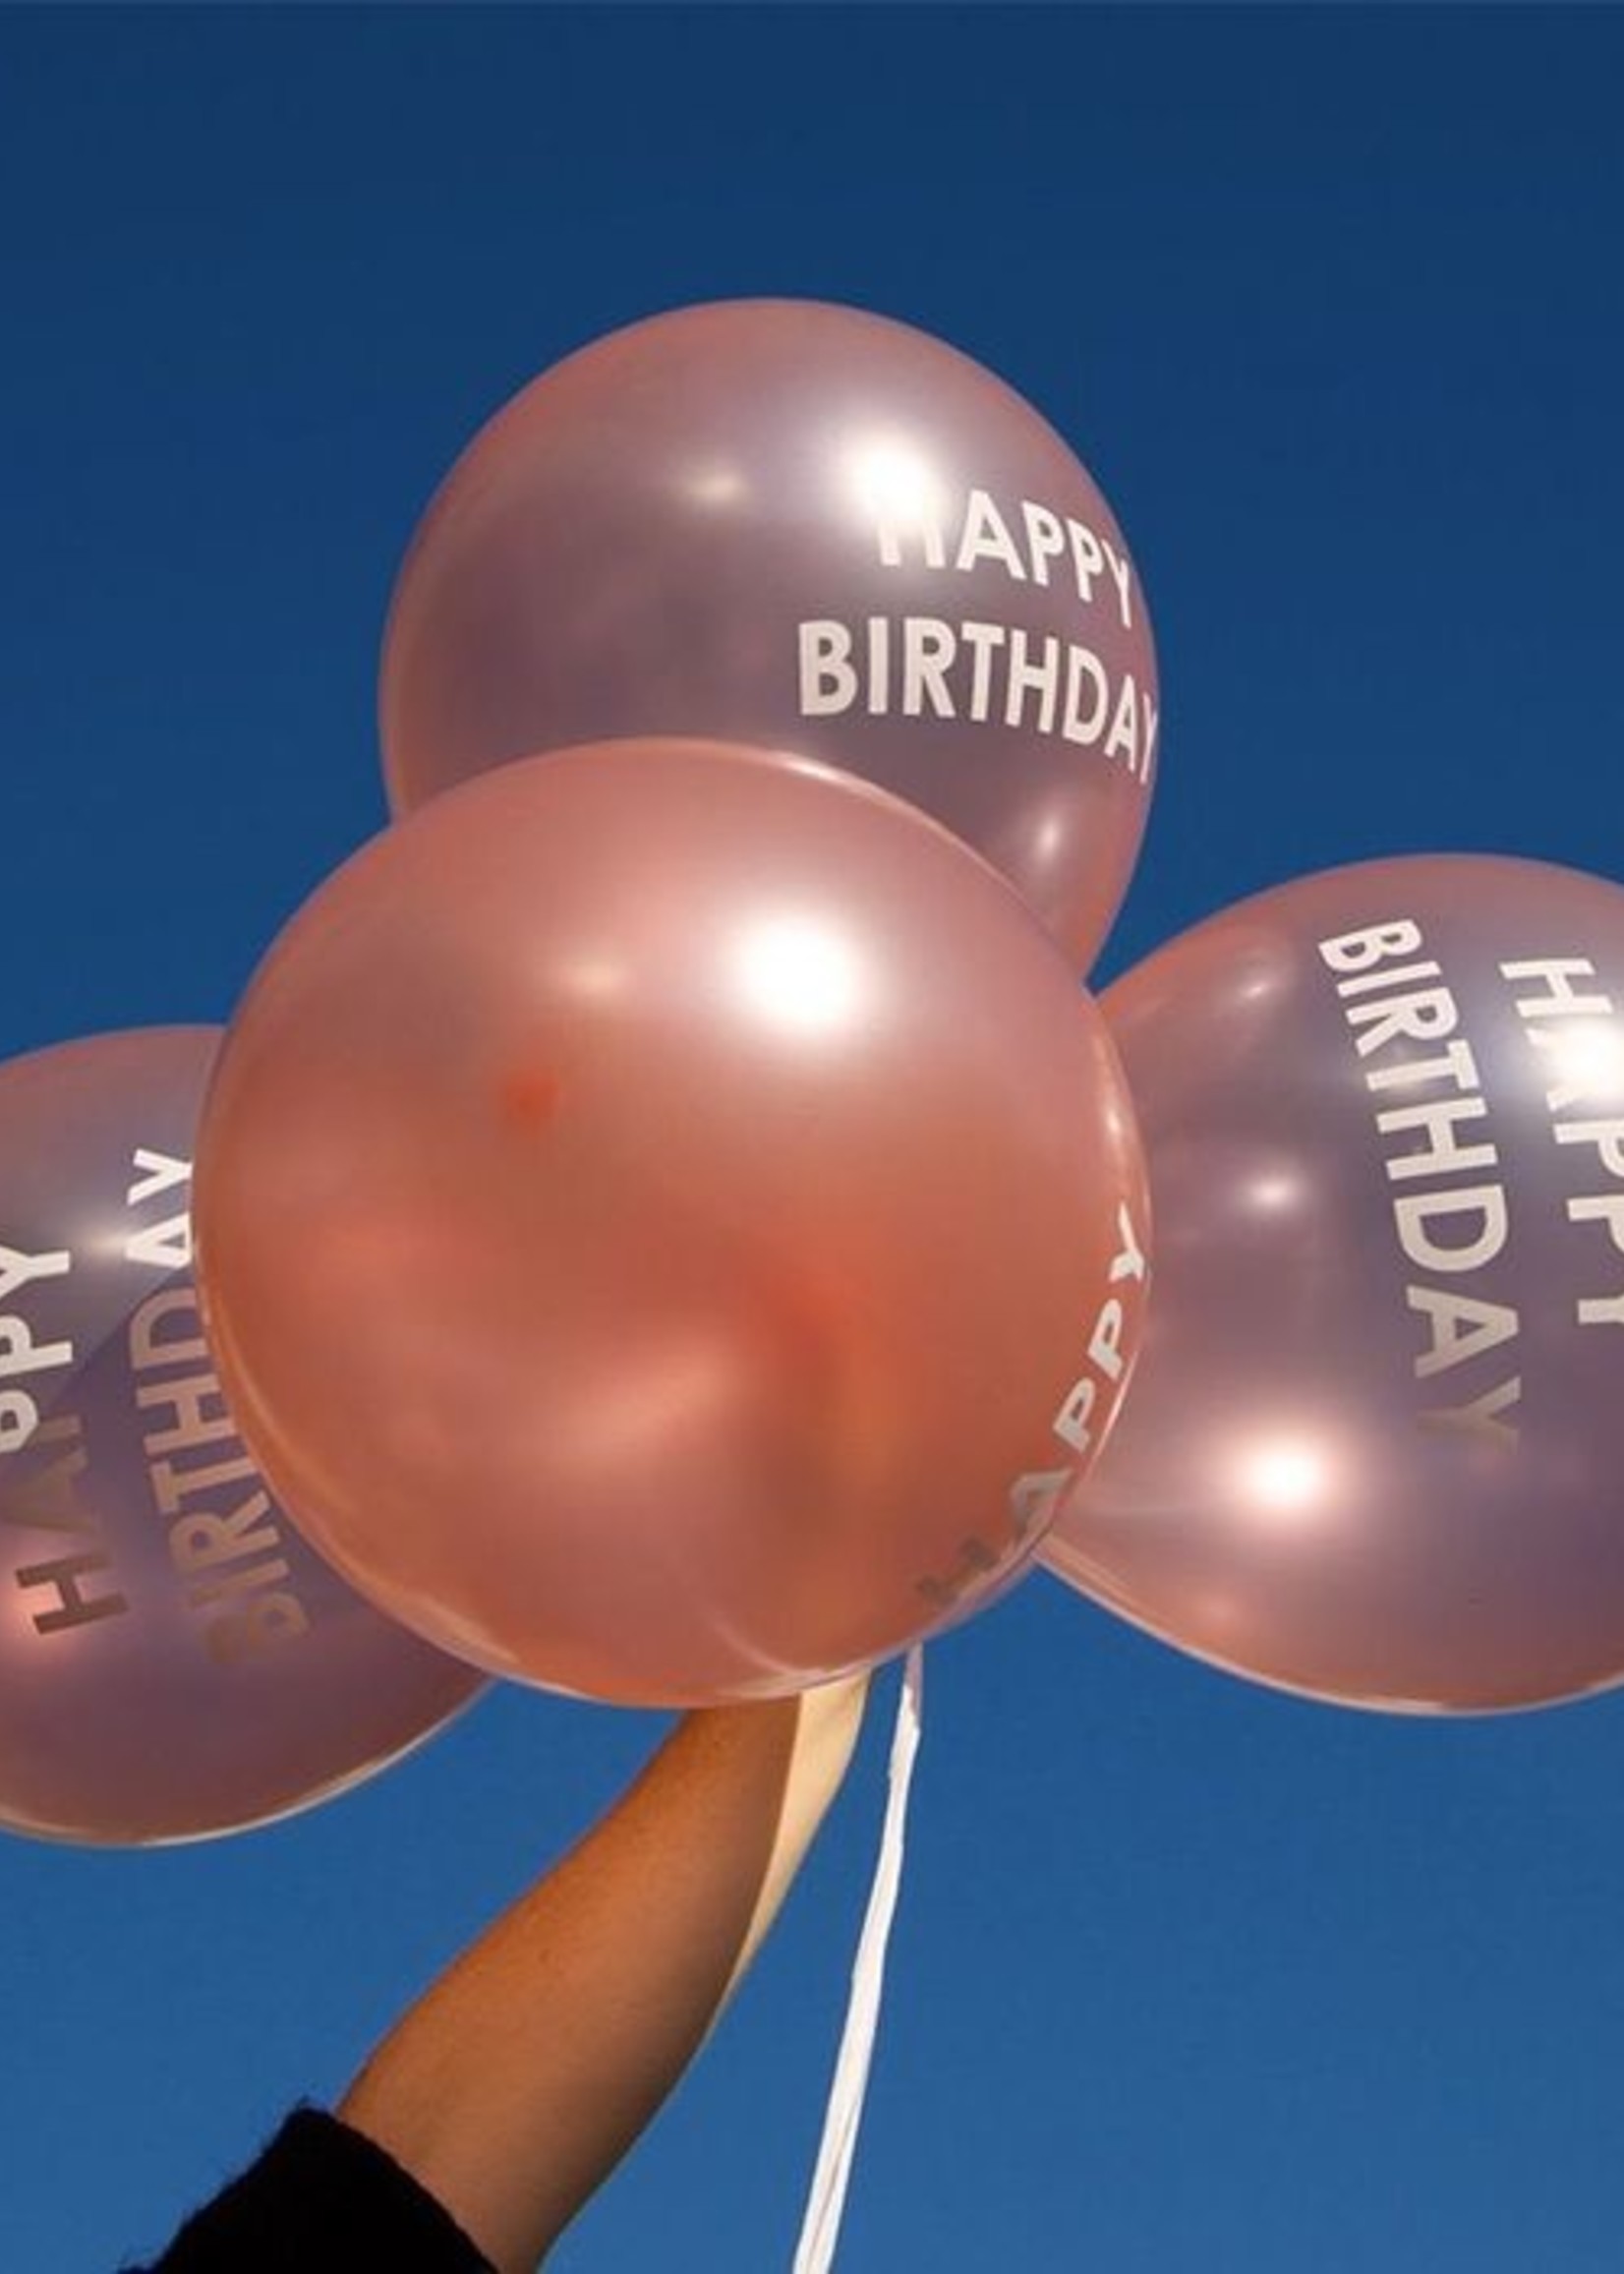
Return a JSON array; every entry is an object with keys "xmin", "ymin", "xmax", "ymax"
[{"xmin": 4, "ymin": 6, "xmax": 1624, "ymax": 2270}]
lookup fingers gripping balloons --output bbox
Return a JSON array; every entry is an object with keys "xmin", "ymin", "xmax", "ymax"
[
  {"xmin": 195, "ymin": 740, "xmax": 1151, "ymax": 1706},
  {"xmin": 0, "ymin": 1028, "xmax": 484, "ymax": 1845},
  {"xmin": 1044, "ymin": 854, "xmax": 1624, "ymax": 1714},
  {"xmin": 379, "ymin": 299, "xmax": 1158, "ymax": 971}
]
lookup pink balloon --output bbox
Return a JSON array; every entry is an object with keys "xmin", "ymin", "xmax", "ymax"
[
  {"xmin": 379, "ymin": 298, "xmax": 1158, "ymax": 972},
  {"xmin": 195, "ymin": 740, "xmax": 1150, "ymax": 1706},
  {"xmin": 0, "ymin": 1028, "xmax": 485, "ymax": 1845},
  {"xmin": 1045, "ymin": 854, "xmax": 1624, "ymax": 1714}
]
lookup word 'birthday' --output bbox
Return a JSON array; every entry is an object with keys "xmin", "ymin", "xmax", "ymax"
[
  {"xmin": 1318, "ymin": 918, "xmax": 1522, "ymax": 1447},
  {"xmin": 798, "ymin": 618, "xmax": 1157, "ymax": 782}
]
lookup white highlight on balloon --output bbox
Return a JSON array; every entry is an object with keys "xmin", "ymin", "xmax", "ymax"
[
  {"xmin": 556, "ymin": 1328, "xmax": 747, "ymax": 1474},
  {"xmin": 1234, "ymin": 1433, "xmax": 1332, "ymax": 1525},
  {"xmin": 1535, "ymin": 1017, "xmax": 1624, "ymax": 1106},
  {"xmin": 683, "ymin": 461, "xmax": 748, "ymax": 509},
  {"xmin": 1029, "ymin": 805, "xmax": 1071, "ymax": 876},
  {"xmin": 846, "ymin": 436, "xmax": 949, "ymax": 558},
  {"xmin": 1246, "ymin": 1169, "xmax": 1305, "ymax": 1214},
  {"xmin": 734, "ymin": 914, "xmax": 869, "ymax": 1039},
  {"xmin": 559, "ymin": 953, "xmax": 629, "ymax": 1003}
]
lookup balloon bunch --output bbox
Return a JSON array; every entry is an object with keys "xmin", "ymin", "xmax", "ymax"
[
  {"xmin": 11, "ymin": 297, "xmax": 1620, "ymax": 1849},
  {"xmin": 2, "ymin": 300, "xmax": 1157, "ymax": 1839}
]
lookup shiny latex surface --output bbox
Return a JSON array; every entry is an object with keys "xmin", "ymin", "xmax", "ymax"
[
  {"xmin": 196, "ymin": 740, "xmax": 1150, "ymax": 1705},
  {"xmin": 0, "ymin": 1028, "xmax": 485, "ymax": 1845},
  {"xmin": 1046, "ymin": 854, "xmax": 1624, "ymax": 1713},
  {"xmin": 380, "ymin": 298, "xmax": 1157, "ymax": 973}
]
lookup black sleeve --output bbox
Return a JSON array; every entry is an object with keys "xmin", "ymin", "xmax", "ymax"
[{"xmin": 130, "ymin": 2104, "xmax": 496, "ymax": 2272}]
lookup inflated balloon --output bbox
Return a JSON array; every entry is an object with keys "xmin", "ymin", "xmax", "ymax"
[
  {"xmin": 196, "ymin": 739, "xmax": 1150, "ymax": 1706},
  {"xmin": 0, "ymin": 1028, "xmax": 485, "ymax": 1844},
  {"xmin": 1045, "ymin": 854, "xmax": 1624, "ymax": 1713},
  {"xmin": 379, "ymin": 298, "xmax": 1157, "ymax": 971}
]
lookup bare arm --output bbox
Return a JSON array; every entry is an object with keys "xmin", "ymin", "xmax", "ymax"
[{"xmin": 338, "ymin": 1674, "xmax": 870, "ymax": 2273}]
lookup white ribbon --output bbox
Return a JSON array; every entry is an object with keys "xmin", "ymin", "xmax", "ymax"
[{"xmin": 791, "ymin": 1643, "xmax": 925, "ymax": 2273}]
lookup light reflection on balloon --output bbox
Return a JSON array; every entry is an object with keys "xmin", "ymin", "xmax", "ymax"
[
  {"xmin": 685, "ymin": 462, "xmax": 749, "ymax": 510},
  {"xmin": 1245, "ymin": 1169, "xmax": 1305, "ymax": 1214},
  {"xmin": 1537, "ymin": 1019, "xmax": 1624, "ymax": 1102},
  {"xmin": 559, "ymin": 953, "xmax": 630, "ymax": 1005},
  {"xmin": 1230, "ymin": 1434, "xmax": 1335, "ymax": 1526},
  {"xmin": 733, "ymin": 913, "xmax": 871, "ymax": 1039},
  {"xmin": 843, "ymin": 434, "xmax": 949, "ymax": 540}
]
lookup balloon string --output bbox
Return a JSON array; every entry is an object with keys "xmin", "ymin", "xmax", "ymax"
[{"xmin": 790, "ymin": 1643, "xmax": 924, "ymax": 2273}]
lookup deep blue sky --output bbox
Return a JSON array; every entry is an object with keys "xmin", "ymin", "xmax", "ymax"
[{"xmin": 4, "ymin": 7, "xmax": 1624, "ymax": 2270}]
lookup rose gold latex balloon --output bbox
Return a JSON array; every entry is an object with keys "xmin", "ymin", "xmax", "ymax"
[
  {"xmin": 195, "ymin": 740, "xmax": 1150, "ymax": 1706},
  {"xmin": 0, "ymin": 1027, "xmax": 485, "ymax": 1845},
  {"xmin": 379, "ymin": 299, "xmax": 1157, "ymax": 972},
  {"xmin": 1044, "ymin": 854, "xmax": 1624, "ymax": 1714}
]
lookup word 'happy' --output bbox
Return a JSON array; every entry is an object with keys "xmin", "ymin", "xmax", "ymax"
[{"xmin": 917, "ymin": 1199, "xmax": 1148, "ymax": 1612}]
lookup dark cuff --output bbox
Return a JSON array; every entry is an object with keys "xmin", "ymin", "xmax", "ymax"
[{"xmin": 137, "ymin": 2104, "xmax": 495, "ymax": 2272}]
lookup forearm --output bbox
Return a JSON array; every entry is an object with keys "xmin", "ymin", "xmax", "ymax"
[{"xmin": 338, "ymin": 1674, "xmax": 868, "ymax": 2273}]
